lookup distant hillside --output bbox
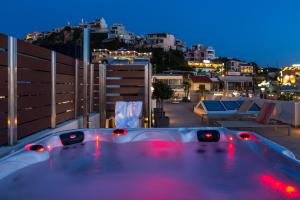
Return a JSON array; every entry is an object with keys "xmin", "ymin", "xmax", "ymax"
[
  {"xmin": 33, "ymin": 27, "xmax": 190, "ymax": 73},
  {"xmin": 33, "ymin": 26, "xmax": 83, "ymax": 58}
]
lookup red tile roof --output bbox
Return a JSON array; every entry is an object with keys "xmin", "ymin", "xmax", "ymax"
[{"xmin": 190, "ymin": 75, "xmax": 212, "ymax": 83}]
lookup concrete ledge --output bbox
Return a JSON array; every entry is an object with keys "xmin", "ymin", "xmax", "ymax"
[{"xmin": 0, "ymin": 113, "xmax": 100, "ymax": 158}]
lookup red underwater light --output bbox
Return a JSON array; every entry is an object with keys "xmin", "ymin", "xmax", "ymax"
[
  {"xmin": 197, "ymin": 130, "xmax": 220, "ymax": 142},
  {"xmin": 205, "ymin": 133, "xmax": 213, "ymax": 139},
  {"xmin": 260, "ymin": 175, "xmax": 300, "ymax": 197},
  {"xmin": 25, "ymin": 144, "xmax": 45, "ymax": 152},
  {"xmin": 112, "ymin": 128, "xmax": 127, "ymax": 136},
  {"xmin": 69, "ymin": 134, "xmax": 77, "ymax": 139}
]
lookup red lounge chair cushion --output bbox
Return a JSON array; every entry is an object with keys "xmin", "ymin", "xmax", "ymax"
[{"xmin": 256, "ymin": 102, "xmax": 275, "ymax": 124}]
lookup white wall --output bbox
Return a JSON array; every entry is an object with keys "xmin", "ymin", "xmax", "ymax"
[
  {"xmin": 245, "ymin": 98, "xmax": 300, "ymax": 126},
  {"xmin": 191, "ymin": 82, "xmax": 211, "ymax": 91}
]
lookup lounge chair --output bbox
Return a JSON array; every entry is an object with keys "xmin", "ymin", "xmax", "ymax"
[
  {"xmin": 202, "ymin": 100, "xmax": 256, "ymax": 122},
  {"xmin": 216, "ymin": 102, "xmax": 291, "ymax": 136}
]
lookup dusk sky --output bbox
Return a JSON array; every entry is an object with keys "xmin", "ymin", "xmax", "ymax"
[{"xmin": 1, "ymin": 0, "xmax": 300, "ymax": 67}]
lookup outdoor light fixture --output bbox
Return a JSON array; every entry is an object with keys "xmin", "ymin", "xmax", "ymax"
[
  {"xmin": 59, "ymin": 131, "xmax": 85, "ymax": 146},
  {"xmin": 238, "ymin": 132, "xmax": 252, "ymax": 141},
  {"xmin": 112, "ymin": 128, "xmax": 127, "ymax": 136},
  {"xmin": 258, "ymin": 80, "xmax": 270, "ymax": 88},
  {"xmin": 25, "ymin": 144, "xmax": 46, "ymax": 152},
  {"xmin": 197, "ymin": 130, "xmax": 220, "ymax": 142}
]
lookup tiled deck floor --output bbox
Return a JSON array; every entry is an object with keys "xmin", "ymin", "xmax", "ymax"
[{"xmin": 164, "ymin": 102, "xmax": 300, "ymax": 159}]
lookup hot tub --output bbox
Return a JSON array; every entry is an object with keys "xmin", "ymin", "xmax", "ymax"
[{"xmin": 0, "ymin": 128, "xmax": 300, "ymax": 200}]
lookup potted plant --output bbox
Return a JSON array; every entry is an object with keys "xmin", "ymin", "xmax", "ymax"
[
  {"xmin": 152, "ymin": 80, "xmax": 174, "ymax": 127},
  {"xmin": 152, "ymin": 80, "xmax": 174, "ymax": 111},
  {"xmin": 182, "ymin": 79, "xmax": 191, "ymax": 102}
]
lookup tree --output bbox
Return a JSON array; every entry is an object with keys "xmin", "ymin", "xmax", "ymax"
[
  {"xmin": 150, "ymin": 48, "xmax": 190, "ymax": 73},
  {"xmin": 33, "ymin": 27, "xmax": 83, "ymax": 58},
  {"xmin": 249, "ymin": 62, "xmax": 260, "ymax": 74},
  {"xmin": 152, "ymin": 80, "xmax": 174, "ymax": 110}
]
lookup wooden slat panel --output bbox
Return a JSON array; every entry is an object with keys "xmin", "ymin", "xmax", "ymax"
[
  {"xmin": 107, "ymin": 65, "xmax": 145, "ymax": 70},
  {"xmin": 106, "ymin": 104, "xmax": 116, "ymax": 110},
  {"xmin": 0, "ymin": 113, "xmax": 7, "ymax": 128},
  {"xmin": 106, "ymin": 79, "xmax": 144, "ymax": 86},
  {"xmin": 0, "ymin": 52, "xmax": 7, "ymax": 66},
  {"xmin": 93, "ymin": 105, "xmax": 99, "ymax": 112},
  {"xmin": 93, "ymin": 91, "xmax": 100, "ymax": 96},
  {"xmin": 18, "ymin": 84, "xmax": 51, "ymax": 95},
  {"xmin": 18, "ymin": 69, "xmax": 51, "ymax": 82},
  {"xmin": 106, "ymin": 106, "xmax": 115, "ymax": 113},
  {"xmin": 0, "ymin": 99, "xmax": 8, "ymax": 112},
  {"xmin": 107, "ymin": 87, "xmax": 144, "ymax": 94},
  {"xmin": 18, "ymin": 96, "xmax": 51, "ymax": 109},
  {"xmin": 18, "ymin": 117, "xmax": 51, "ymax": 138},
  {"xmin": 0, "ymin": 129, "xmax": 8, "ymax": 146},
  {"xmin": 106, "ymin": 96, "xmax": 144, "ymax": 102},
  {"xmin": 0, "ymin": 34, "xmax": 7, "ymax": 49},
  {"xmin": 56, "ymin": 111, "xmax": 75, "ymax": 124},
  {"xmin": 106, "ymin": 111, "xmax": 115, "ymax": 118},
  {"xmin": 56, "ymin": 52, "xmax": 75, "ymax": 66},
  {"xmin": 56, "ymin": 63, "xmax": 75, "ymax": 75},
  {"xmin": 57, "ymin": 103, "xmax": 74, "ymax": 114},
  {"xmin": 18, "ymin": 106, "xmax": 51, "ymax": 124},
  {"xmin": 17, "ymin": 40, "xmax": 51, "ymax": 60},
  {"xmin": 107, "ymin": 71, "xmax": 145, "ymax": 78},
  {"xmin": 79, "ymin": 89, "xmax": 91, "ymax": 96},
  {"xmin": 79, "ymin": 69, "xmax": 84, "ymax": 77},
  {"xmin": 17, "ymin": 54, "xmax": 51, "ymax": 72},
  {"xmin": 0, "ymin": 83, "xmax": 8, "ymax": 96},
  {"xmin": 56, "ymin": 93, "xmax": 75, "ymax": 102},
  {"xmin": 94, "ymin": 72, "xmax": 99, "ymax": 78},
  {"xmin": 56, "ymin": 74, "xmax": 75, "ymax": 83},
  {"xmin": 56, "ymin": 84, "xmax": 74, "ymax": 93},
  {"xmin": 77, "ymin": 107, "xmax": 83, "ymax": 115},
  {"xmin": 0, "ymin": 67, "xmax": 8, "ymax": 81}
]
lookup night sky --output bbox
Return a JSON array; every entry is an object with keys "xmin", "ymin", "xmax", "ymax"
[{"xmin": 1, "ymin": 0, "xmax": 300, "ymax": 67}]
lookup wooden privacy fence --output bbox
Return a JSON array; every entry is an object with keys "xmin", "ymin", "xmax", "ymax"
[
  {"xmin": 0, "ymin": 33, "xmax": 90, "ymax": 146},
  {"xmin": 0, "ymin": 32, "xmax": 152, "ymax": 146},
  {"xmin": 0, "ymin": 34, "xmax": 8, "ymax": 145},
  {"xmin": 95, "ymin": 64, "xmax": 152, "ymax": 128}
]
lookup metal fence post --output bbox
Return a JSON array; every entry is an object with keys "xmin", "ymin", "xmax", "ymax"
[
  {"xmin": 89, "ymin": 64, "xmax": 94, "ymax": 113},
  {"xmin": 99, "ymin": 64, "xmax": 106, "ymax": 128},
  {"xmin": 7, "ymin": 36, "xmax": 17, "ymax": 145},
  {"xmin": 74, "ymin": 59, "xmax": 79, "ymax": 118},
  {"xmin": 83, "ymin": 28, "xmax": 90, "ymax": 128},
  {"xmin": 51, "ymin": 51, "xmax": 56, "ymax": 128},
  {"xmin": 148, "ymin": 63, "xmax": 152, "ymax": 128},
  {"xmin": 144, "ymin": 64, "xmax": 151, "ymax": 128}
]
